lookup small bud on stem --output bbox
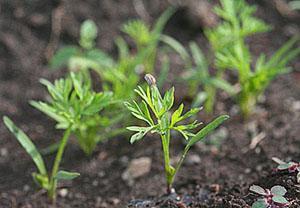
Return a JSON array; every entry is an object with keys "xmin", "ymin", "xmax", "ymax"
[{"xmin": 144, "ymin": 74, "xmax": 156, "ymax": 86}]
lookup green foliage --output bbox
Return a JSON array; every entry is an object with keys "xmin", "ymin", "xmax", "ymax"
[
  {"xmin": 161, "ymin": 35, "xmax": 235, "ymax": 113},
  {"xmin": 30, "ymin": 72, "xmax": 113, "ymax": 155},
  {"xmin": 205, "ymin": 0, "xmax": 270, "ymax": 53},
  {"xmin": 206, "ymin": 0, "xmax": 300, "ymax": 117},
  {"xmin": 250, "ymin": 185, "xmax": 289, "ymax": 207},
  {"xmin": 273, "ymin": 157, "xmax": 300, "ymax": 183},
  {"xmin": 79, "ymin": 20, "xmax": 98, "ymax": 50},
  {"xmin": 3, "ymin": 117, "xmax": 79, "ymax": 201},
  {"xmin": 122, "ymin": 7, "xmax": 175, "ymax": 73},
  {"xmin": 125, "ymin": 74, "xmax": 229, "ymax": 192}
]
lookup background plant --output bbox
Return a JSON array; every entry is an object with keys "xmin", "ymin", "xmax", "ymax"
[
  {"xmin": 125, "ymin": 74, "xmax": 229, "ymax": 193},
  {"xmin": 161, "ymin": 36, "xmax": 236, "ymax": 113},
  {"xmin": 31, "ymin": 72, "xmax": 113, "ymax": 155},
  {"xmin": 205, "ymin": 0, "xmax": 300, "ymax": 117},
  {"xmin": 50, "ymin": 8, "xmax": 174, "ymax": 100},
  {"xmin": 273, "ymin": 157, "xmax": 300, "ymax": 183},
  {"xmin": 250, "ymin": 185, "xmax": 289, "ymax": 207}
]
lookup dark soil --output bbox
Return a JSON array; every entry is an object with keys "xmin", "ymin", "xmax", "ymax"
[{"xmin": 0, "ymin": 0, "xmax": 299, "ymax": 207}]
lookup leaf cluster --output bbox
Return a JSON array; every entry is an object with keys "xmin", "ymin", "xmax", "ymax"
[
  {"xmin": 125, "ymin": 74, "xmax": 229, "ymax": 191},
  {"xmin": 204, "ymin": 0, "xmax": 300, "ymax": 117},
  {"xmin": 31, "ymin": 72, "xmax": 112, "ymax": 154},
  {"xmin": 273, "ymin": 157, "xmax": 300, "ymax": 183},
  {"xmin": 250, "ymin": 185, "xmax": 289, "ymax": 207}
]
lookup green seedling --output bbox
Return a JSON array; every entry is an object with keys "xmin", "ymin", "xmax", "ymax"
[
  {"xmin": 206, "ymin": 0, "xmax": 300, "ymax": 117},
  {"xmin": 3, "ymin": 117, "xmax": 79, "ymax": 201},
  {"xmin": 161, "ymin": 35, "xmax": 235, "ymax": 113},
  {"xmin": 50, "ymin": 8, "xmax": 174, "ymax": 100},
  {"xmin": 3, "ymin": 116, "xmax": 80, "ymax": 200},
  {"xmin": 122, "ymin": 7, "xmax": 175, "ymax": 74},
  {"xmin": 31, "ymin": 72, "xmax": 113, "ymax": 155},
  {"xmin": 3, "ymin": 72, "xmax": 113, "ymax": 199},
  {"xmin": 125, "ymin": 74, "xmax": 229, "ymax": 193},
  {"xmin": 273, "ymin": 157, "xmax": 300, "ymax": 183},
  {"xmin": 250, "ymin": 185, "xmax": 289, "ymax": 207}
]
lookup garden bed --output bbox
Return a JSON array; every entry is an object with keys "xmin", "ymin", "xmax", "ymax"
[{"xmin": 0, "ymin": 0, "xmax": 299, "ymax": 207}]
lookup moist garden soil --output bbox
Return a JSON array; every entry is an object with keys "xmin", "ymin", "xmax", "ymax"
[{"xmin": 0, "ymin": 0, "xmax": 299, "ymax": 207}]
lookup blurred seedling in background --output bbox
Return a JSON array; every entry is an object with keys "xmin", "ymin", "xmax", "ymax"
[
  {"xmin": 50, "ymin": 8, "xmax": 175, "ymax": 101},
  {"xmin": 125, "ymin": 74, "xmax": 229, "ymax": 193},
  {"xmin": 273, "ymin": 157, "xmax": 300, "ymax": 183},
  {"xmin": 250, "ymin": 185, "xmax": 289, "ymax": 208},
  {"xmin": 206, "ymin": 0, "xmax": 300, "ymax": 117},
  {"xmin": 161, "ymin": 36, "xmax": 236, "ymax": 113}
]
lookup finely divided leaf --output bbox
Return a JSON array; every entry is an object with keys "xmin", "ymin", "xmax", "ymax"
[{"xmin": 3, "ymin": 116, "xmax": 47, "ymax": 175}]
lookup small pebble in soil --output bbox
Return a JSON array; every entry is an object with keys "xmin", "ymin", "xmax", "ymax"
[
  {"xmin": 122, "ymin": 157, "xmax": 152, "ymax": 186},
  {"xmin": 59, "ymin": 188, "xmax": 68, "ymax": 198},
  {"xmin": 23, "ymin": 185, "xmax": 30, "ymax": 192},
  {"xmin": 292, "ymin": 100, "xmax": 300, "ymax": 111},
  {"xmin": 92, "ymin": 180, "xmax": 99, "ymax": 186},
  {"xmin": 97, "ymin": 171, "xmax": 105, "ymax": 178},
  {"xmin": 244, "ymin": 168, "xmax": 251, "ymax": 174},
  {"xmin": 108, "ymin": 197, "xmax": 120, "ymax": 205},
  {"xmin": 119, "ymin": 156, "xmax": 129, "ymax": 165},
  {"xmin": 186, "ymin": 154, "xmax": 201, "ymax": 165},
  {"xmin": 0, "ymin": 148, "xmax": 8, "ymax": 157},
  {"xmin": 229, "ymin": 105, "xmax": 239, "ymax": 116}
]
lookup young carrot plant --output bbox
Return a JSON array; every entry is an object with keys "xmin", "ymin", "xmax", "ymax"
[
  {"xmin": 206, "ymin": 0, "xmax": 300, "ymax": 117},
  {"xmin": 125, "ymin": 74, "xmax": 229, "ymax": 193},
  {"xmin": 122, "ymin": 7, "xmax": 175, "ymax": 74},
  {"xmin": 3, "ymin": 116, "xmax": 79, "ymax": 201},
  {"xmin": 3, "ymin": 72, "xmax": 113, "ymax": 199},
  {"xmin": 161, "ymin": 36, "xmax": 236, "ymax": 113},
  {"xmin": 30, "ymin": 72, "xmax": 113, "ymax": 155},
  {"xmin": 50, "ymin": 8, "xmax": 174, "ymax": 101},
  {"xmin": 250, "ymin": 185, "xmax": 289, "ymax": 207}
]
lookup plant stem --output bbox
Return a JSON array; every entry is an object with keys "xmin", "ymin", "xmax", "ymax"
[
  {"xmin": 174, "ymin": 146, "xmax": 189, "ymax": 180},
  {"xmin": 48, "ymin": 127, "xmax": 72, "ymax": 201},
  {"xmin": 161, "ymin": 130, "xmax": 172, "ymax": 193}
]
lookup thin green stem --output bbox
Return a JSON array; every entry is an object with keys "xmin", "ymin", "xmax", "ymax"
[
  {"xmin": 172, "ymin": 146, "xmax": 190, "ymax": 184},
  {"xmin": 48, "ymin": 127, "xmax": 72, "ymax": 200},
  {"xmin": 161, "ymin": 130, "xmax": 172, "ymax": 193}
]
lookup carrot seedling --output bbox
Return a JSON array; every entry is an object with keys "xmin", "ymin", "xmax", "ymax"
[
  {"xmin": 125, "ymin": 74, "xmax": 229, "ymax": 193},
  {"xmin": 3, "ymin": 117, "xmax": 79, "ymax": 201},
  {"xmin": 3, "ymin": 72, "xmax": 112, "ymax": 200},
  {"xmin": 206, "ymin": 0, "xmax": 300, "ymax": 117}
]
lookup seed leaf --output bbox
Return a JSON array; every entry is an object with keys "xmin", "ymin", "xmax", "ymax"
[
  {"xmin": 277, "ymin": 163, "xmax": 291, "ymax": 170},
  {"xmin": 3, "ymin": 116, "xmax": 47, "ymax": 175},
  {"xmin": 272, "ymin": 195, "xmax": 289, "ymax": 204},
  {"xmin": 249, "ymin": 185, "xmax": 266, "ymax": 195},
  {"xmin": 271, "ymin": 185, "xmax": 287, "ymax": 196},
  {"xmin": 54, "ymin": 170, "xmax": 80, "ymax": 181},
  {"xmin": 252, "ymin": 199, "xmax": 267, "ymax": 208}
]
